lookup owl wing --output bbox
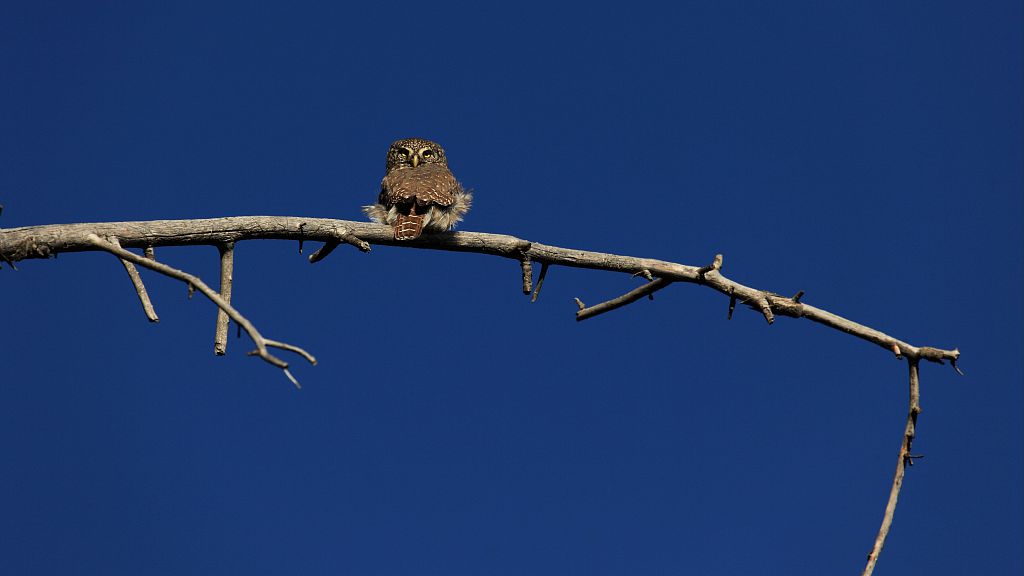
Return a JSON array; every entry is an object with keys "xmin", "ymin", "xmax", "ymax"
[
  {"xmin": 380, "ymin": 164, "xmax": 458, "ymax": 240},
  {"xmin": 380, "ymin": 164, "xmax": 456, "ymax": 207}
]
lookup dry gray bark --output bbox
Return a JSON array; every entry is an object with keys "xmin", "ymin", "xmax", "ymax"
[
  {"xmin": 0, "ymin": 215, "xmax": 960, "ymax": 365},
  {"xmin": 0, "ymin": 215, "xmax": 962, "ymax": 572}
]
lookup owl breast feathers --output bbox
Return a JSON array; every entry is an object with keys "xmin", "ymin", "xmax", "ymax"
[{"xmin": 363, "ymin": 138, "xmax": 472, "ymax": 240}]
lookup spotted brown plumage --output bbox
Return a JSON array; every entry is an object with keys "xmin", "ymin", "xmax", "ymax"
[
  {"xmin": 363, "ymin": 138, "xmax": 472, "ymax": 240},
  {"xmin": 380, "ymin": 163, "xmax": 459, "ymax": 240}
]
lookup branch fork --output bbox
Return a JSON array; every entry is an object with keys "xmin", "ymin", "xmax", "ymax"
[
  {"xmin": 308, "ymin": 225, "xmax": 371, "ymax": 263},
  {"xmin": 0, "ymin": 215, "xmax": 965, "ymax": 572},
  {"xmin": 86, "ymin": 233, "xmax": 315, "ymax": 387}
]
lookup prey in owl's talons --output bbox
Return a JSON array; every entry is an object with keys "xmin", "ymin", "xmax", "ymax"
[{"xmin": 363, "ymin": 138, "xmax": 472, "ymax": 241}]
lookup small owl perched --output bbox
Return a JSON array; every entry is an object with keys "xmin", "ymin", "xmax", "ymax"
[{"xmin": 363, "ymin": 138, "xmax": 472, "ymax": 240}]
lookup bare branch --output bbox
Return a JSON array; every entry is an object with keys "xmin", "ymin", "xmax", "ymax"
[
  {"xmin": 632, "ymin": 269, "xmax": 657, "ymax": 300},
  {"xmin": 108, "ymin": 237, "xmax": 159, "ymax": 323},
  {"xmin": 308, "ymin": 224, "xmax": 371, "ymax": 263},
  {"xmin": 755, "ymin": 294, "xmax": 775, "ymax": 325},
  {"xmin": 531, "ymin": 262, "xmax": 550, "ymax": 303},
  {"xmin": 84, "ymin": 233, "xmax": 314, "ymax": 387},
  {"xmin": 0, "ymin": 215, "xmax": 966, "ymax": 572},
  {"xmin": 265, "ymin": 339, "xmax": 318, "ymax": 365},
  {"xmin": 0, "ymin": 216, "xmax": 958, "ymax": 364},
  {"xmin": 214, "ymin": 242, "xmax": 235, "ymax": 356},
  {"xmin": 696, "ymin": 253, "xmax": 723, "ymax": 278},
  {"xmin": 308, "ymin": 240, "xmax": 339, "ymax": 263},
  {"xmin": 633, "ymin": 269, "xmax": 655, "ymax": 281},
  {"xmin": 863, "ymin": 360, "xmax": 922, "ymax": 575},
  {"xmin": 576, "ymin": 277, "xmax": 673, "ymax": 321},
  {"xmin": 520, "ymin": 254, "xmax": 533, "ymax": 294}
]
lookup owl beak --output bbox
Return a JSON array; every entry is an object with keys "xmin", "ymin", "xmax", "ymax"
[{"xmin": 411, "ymin": 154, "xmax": 420, "ymax": 168}]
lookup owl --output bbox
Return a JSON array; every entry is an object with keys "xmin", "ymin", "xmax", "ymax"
[{"xmin": 363, "ymin": 138, "xmax": 472, "ymax": 240}]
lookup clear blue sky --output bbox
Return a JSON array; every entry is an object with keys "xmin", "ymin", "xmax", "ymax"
[{"xmin": 2, "ymin": 2, "xmax": 1020, "ymax": 574}]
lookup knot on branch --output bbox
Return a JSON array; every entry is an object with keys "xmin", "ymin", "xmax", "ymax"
[
  {"xmin": 916, "ymin": 346, "xmax": 963, "ymax": 373},
  {"xmin": 505, "ymin": 239, "xmax": 532, "ymax": 257},
  {"xmin": 758, "ymin": 297, "xmax": 775, "ymax": 324},
  {"xmin": 764, "ymin": 292, "xmax": 805, "ymax": 319},
  {"xmin": 697, "ymin": 253, "xmax": 723, "ymax": 280},
  {"xmin": 2, "ymin": 235, "xmax": 49, "ymax": 265},
  {"xmin": 740, "ymin": 293, "xmax": 776, "ymax": 324},
  {"xmin": 633, "ymin": 269, "xmax": 655, "ymax": 281},
  {"xmin": 891, "ymin": 344, "xmax": 903, "ymax": 360},
  {"xmin": 308, "ymin": 226, "xmax": 371, "ymax": 263}
]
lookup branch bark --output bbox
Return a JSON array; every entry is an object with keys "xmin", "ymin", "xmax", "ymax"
[
  {"xmin": 863, "ymin": 359, "xmax": 922, "ymax": 575},
  {"xmin": 109, "ymin": 236, "xmax": 159, "ymax": 323},
  {"xmin": 85, "ymin": 233, "xmax": 316, "ymax": 387},
  {"xmin": 575, "ymin": 277, "xmax": 673, "ymax": 321},
  {"xmin": 214, "ymin": 242, "xmax": 235, "ymax": 355},
  {"xmin": 0, "ymin": 216, "xmax": 960, "ymax": 366},
  {"xmin": 0, "ymin": 215, "xmax": 962, "ymax": 571}
]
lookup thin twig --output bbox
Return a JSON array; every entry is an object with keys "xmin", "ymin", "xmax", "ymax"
[
  {"xmin": 696, "ymin": 253, "xmax": 723, "ymax": 278},
  {"xmin": 308, "ymin": 226, "xmax": 371, "ymax": 263},
  {"xmin": 531, "ymin": 262, "xmax": 550, "ymax": 303},
  {"xmin": 110, "ymin": 237, "xmax": 158, "ymax": 322},
  {"xmin": 308, "ymin": 240, "xmax": 339, "ymax": 263},
  {"xmin": 86, "ymin": 233, "xmax": 313, "ymax": 387},
  {"xmin": 214, "ymin": 242, "xmax": 234, "ymax": 356},
  {"xmin": 863, "ymin": 359, "xmax": 922, "ymax": 575},
  {"xmin": 1, "ymin": 253, "xmax": 17, "ymax": 270},
  {"xmin": 265, "ymin": 339, "xmax": 317, "ymax": 365},
  {"xmin": 756, "ymin": 294, "xmax": 775, "ymax": 325},
  {"xmin": 520, "ymin": 254, "xmax": 533, "ymax": 294},
  {"xmin": 576, "ymin": 277, "xmax": 673, "ymax": 321},
  {"xmin": 633, "ymin": 269, "xmax": 656, "ymax": 299}
]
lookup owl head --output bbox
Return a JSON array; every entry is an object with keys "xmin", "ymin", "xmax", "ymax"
[{"xmin": 385, "ymin": 138, "xmax": 447, "ymax": 173}]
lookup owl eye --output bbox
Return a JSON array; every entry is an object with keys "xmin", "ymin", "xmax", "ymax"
[{"xmin": 422, "ymin": 149, "xmax": 434, "ymax": 157}]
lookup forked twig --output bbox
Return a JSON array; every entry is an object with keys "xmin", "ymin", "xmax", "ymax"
[
  {"xmin": 0, "ymin": 216, "xmax": 964, "ymax": 572},
  {"xmin": 87, "ymin": 234, "xmax": 315, "ymax": 387},
  {"xmin": 308, "ymin": 226, "xmax": 371, "ymax": 263}
]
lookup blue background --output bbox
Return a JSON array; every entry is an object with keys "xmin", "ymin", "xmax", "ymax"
[{"xmin": 2, "ymin": 2, "xmax": 1020, "ymax": 574}]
